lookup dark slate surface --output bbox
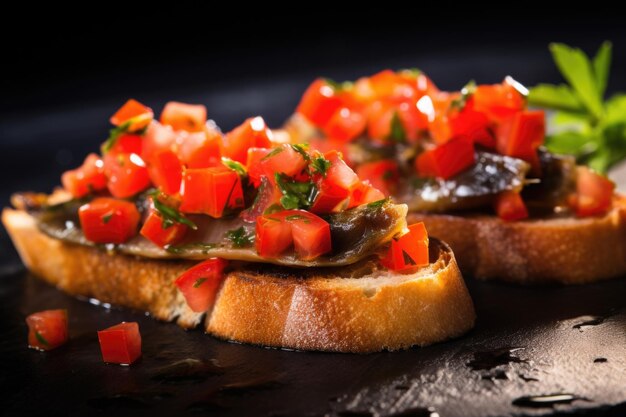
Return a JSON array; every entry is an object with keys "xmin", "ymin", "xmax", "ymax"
[{"xmin": 1, "ymin": 25, "xmax": 626, "ymax": 416}]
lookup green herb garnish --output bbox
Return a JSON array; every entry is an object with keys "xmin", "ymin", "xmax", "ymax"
[
  {"xmin": 389, "ymin": 112, "xmax": 406, "ymax": 143},
  {"xmin": 193, "ymin": 278, "xmax": 207, "ymax": 288},
  {"xmin": 35, "ymin": 331, "xmax": 49, "ymax": 346},
  {"xmin": 450, "ymin": 80, "xmax": 477, "ymax": 110},
  {"xmin": 225, "ymin": 226, "xmax": 254, "ymax": 248},
  {"xmin": 261, "ymin": 147, "xmax": 284, "ymax": 161},
  {"xmin": 274, "ymin": 173, "xmax": 318, "ymax": 210},
  {"xmin": 290, "ymin": 143, "xmax": 311, "ymax": 161},
  {"xmin": 324, "ymin": 78, "xmax": 353, "ymax": 92},
  {"xmin": 150, "ymin": 190, "xmax": 198, "ymax": 230},
  {"xmin": 102, "ymin": 213, "xmax": 113, "ymax": 224},
  {"xmin": 367, "ymin": 198, "xmax": 388, "ymax": 209},
  {"xmin": 311, "ymin": 156, "xmax": 331, "ymax": 177},
  {"xmin": 263, "ymin": 203, "xmax": 283, "ymax": 215},
  {"xmin": 222, "ymin": 158, "xmax": 247, "ymax": 177},
  {"xmin": 529, "ymin": 41, "xmax": 626, "ymax": 173}
]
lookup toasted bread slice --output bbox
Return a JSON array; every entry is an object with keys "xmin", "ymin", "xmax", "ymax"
[
  {"xmin": 2, "ymin": 208, "xmax": 475, "ymax": 352},
  {"xmin": 408, "ymin": 200, "xmax": 626, "ymax": 285}
]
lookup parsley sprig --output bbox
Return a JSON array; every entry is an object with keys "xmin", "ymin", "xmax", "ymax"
[
  {"xmin": 225, "ymin": 226, "xmax": 254, "ymax": 248},
  {"xmin": 528, "ymin": 41, "xmax": 626, "ymax": 173},
  {"xmin": 274, "ymin": 173, "xmax": 318, "ymax": 210},
  {"xmin": 149, "ymin": 190, "xmax": 198, "ymax": 230}
]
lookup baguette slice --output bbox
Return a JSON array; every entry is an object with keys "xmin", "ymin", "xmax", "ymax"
[
  {"xmin": 408, "ymin": 199, "xmax": 626, "ymax": 285},
  {"xmin": 3, "ymin": 208, "xmax": 475, "ymax": 353}
]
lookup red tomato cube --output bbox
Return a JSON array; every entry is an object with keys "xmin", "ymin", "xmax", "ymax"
[
  {"xmin": 79, "ymin": 198, "xmax": 140, "ymax": 244},
  {"xmin": 494, "ymin": 191, "xmax": 529, "ymax": 221},
  {"xmin": 381, "ymin": 222, "xmax": 430, "ymax": 271},
  {"xmin": 97, "ymin": 322, "xmax": 142, "ymax": 365},
  {"xmin": 574, "ymin": 166, "xmax": 615, "ymax": 217},
  {"xmin": 224, "ymin": 117, "xmax": 273, "ymax": 164},
  {"xmin": 355, "ymin": 159, "xmax": 399, "ymax": 197},
  {"xmin": 416, "ymin": 138, "xmax": 475, "ymax": 179},
  {"xmin": 296, "ymin": 79, "xmax": 343, "ymax": 127},
  {"xmin": 26, "ymin": 309, "xmax": 68, "ymax": 351},
  {"xmin": 160, "ymin": 101, "xmax": 207, "ymax": 132},
  {"xmin": 104, "ymin": 152, "xmax": 151, "ymax": 198},
  {"xmin": 174, "ymin": 258, "xmax": 228, "ymax": 312},
  {"xmin": 147, "ymin": 150, "xmax": 183, "ymax": 195},
  {"xmin": 61, "ymin": 153, "xmax": 107, "ymax": 198},
  {"xmin": 140, "ymin": 210, "xmax": 188, "ymax": 248},
  {"xmin": 180, "ymin": 167, "xmax": 244, "ymax": 218},
  {"xmin": 110, "ymin": 99, "xmax": 153, "ymax": 131}
]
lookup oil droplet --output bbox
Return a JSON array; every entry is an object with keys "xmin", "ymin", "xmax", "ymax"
[{"xmin": 512, "ymin": 394, "xmax": 586, "ymax": 408}]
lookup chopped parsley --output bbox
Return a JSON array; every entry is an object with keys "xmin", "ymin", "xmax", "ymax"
[
  {"xmin": 450, "ymin": 80, "xmax": 477, "ymax": 110},
  {"xmin": 285, "ymin": 214, "xmax": 310, "ymax": 223},
  {"xmin": 311, "ymin": 156, "xmax": 331, "ymax": 177},
  {"xmin": 35, "ymin": 331, "xmax": 49, "ymax": 346},
  {"xmin": 389, "ymin": 112, "xmax": 406, "ymax": 143},
  {"xmin": 165, "ymin": 243, "xmax": 219, "ymax": 255},
  {"xmin": 290, "ymin": 143, "xmax": 311, "ymax": 161},
  {"xmin": 150, "ymin": 190, "xmax": 198, "ymax": 230},
  {"xmin": 367, "ymin": 198, "xmax": 388, "ymax": 209},
  {"xmin": 261, "ymin": 147, "xmax": 284, "ymax": 161},
  {"xmin": 101, "ymin": 212, "xmax": 113, "ymax": 224},
  {"xmin": 324, "ymin": 78, "xmax": 354, "ymax": 92},
  {"xmin": 193, "ymin": 278, "xmax": 207, "ymax": 288},
  {"xmin": 274, "ymin": 173, "xmax": 318, "ymax": 210},
  {"xmin": 222, "ymin": 158, "xmax": 247, "ymax": 177},
  {"xmin": 225, "ymin": 226, "xmax": 254, "ymax": 248},
  {"xmin": 263, "ymin": 203, "xmax": 283, "ymax": 215}
]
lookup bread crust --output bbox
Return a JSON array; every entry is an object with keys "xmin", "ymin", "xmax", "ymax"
[
  {"xmin": 408, "ymin": 201, "xmax": 626, "ymax": 284},
  {"xmin": 2, "ymin": 208, "xmax": 475, "ymax": 352}
]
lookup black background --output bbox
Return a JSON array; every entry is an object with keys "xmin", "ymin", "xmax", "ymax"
[{"xmin": 1, "ymin": 11, "xmax": 626, "ymax": 416}]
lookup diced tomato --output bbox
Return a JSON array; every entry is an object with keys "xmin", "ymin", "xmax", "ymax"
[
  {"xmin": 26, "ymin": 309, "xmax": 68, "ymax": 351},
  {"xmin": 366, "ymin": 101, "xmax": 396, "ymax": 142},
  {"xmin": 110, "ymin": 99, "xmax": 153, "ymax": 132},
  {"xmin": 573, "ymin": 166, "xmax": 615, "ymax": 217},
  {"xmin": 140, "ymin": 209, "xmax": 188, "ymax": 247},
  {"xmin": 179, "ymin": 167, "xmax": 244, "ymax": 218},
  {"xmin": 356, "ymin": 159, "xmax": 399, "ymax": 197},
  {"xmin": 323, "ymin": 107, "xmax": 366, "ymax": 142},
  {"xmin": 297, "ymin": 79, "xmax": 344, "ymax": 126},
  {"xmin": 496, "ymin": 110, "xmax": 545, "ymax": 172},
  {"xmin": 61, "ymin": 153, "xmax": 107, "ymax": 198},
  {"xmin": 176, "ymin": 129, "xmax": 222, "ymax": 168},
  {"xmin": 174, "ymin": 258, "xmax": 228, "ymax": 312},
  {"xmin": 147, "ymin": 150, "xmax": 183, "ymax": 195},
  {"xmin": 255, "ymin": 210, "xmax": 331, "ymax": 260},
  {"xmin": 381, "ymin": 222, "xmax": 429, "ymax": 271},
  {"xmin": 348, "ymin": 181, "xmax": 386, "ymax": 208},
  {"xmin": 366, "ymin": 100, "xmax": 427, "ymax": 143},
  {"xmin": 450, "ymin": 108, "xmax": 495, "ymax": 148},
  {"xmin": 160, "ymin": 101, "xmax": 207, "ymax": 132},
  {"xmin": 142, "ymin": 122, "xmax": 177, "ymax": 164},
  {"xmin": 255, "ymin": 214, "xmax": 294, "ymax": 257},
  {"xmin": 241, "ymin": 177, "xmax": 283, "ymax": 223},
  {"xmin": 78, "ymin": 197, "xmax": 140, "ymax": 244},
  {"xmin": 97, "ymin": 322, "xmax": 142, "ymax": 365},
  {"xmin": 308, "ymin": 137, "xmax": 353, "ymax": 167},
  {"xmin": 107, "ymin": 133, "xmax": 143, "ymax": 156},
  {"xmin": 104, "ymin": 152, "xmax": 151, "ymax": 198},
  {"xmin": 494, "ymin": 191, "xmax": 529, "ymax": 221},
  {"xmin": 257, "ymin": 144, "xmax": 309, "ymax": 181},
  {"xmin": 311, "ymin": 150, "xmax": 360, "ymax": 213},
  {"xmin": 416, "ymin": 138, "xmax": 475, "ymax": 179},
  {"xmin": 246, "ymin": 147, "xmax": 271, "ymax": 187},
  {"xmin": 471, "ymin": 81, "xmax": 526, "ymax": 123},
  {"xmin": 223, "ymin": 117, "xmax": 273, "ymax": 164}
]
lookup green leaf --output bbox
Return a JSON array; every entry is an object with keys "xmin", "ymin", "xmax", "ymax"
[
  {"xmin": 35, "ymin": 331, "xmax": 49, "ymax": 347},
  {"xmin": 366, "ymin": 198, "xmax": 388, "ymax": 209},
  {"xmin": 603, "ymin": 94, "xmax": 626, "ymax": 125},
  {"xmin": 545, "ymin": 131, "xmax": 596, "ymax": 156},
  {"xmin": 592, "ymin": 41, "xmax": 612, "ymax": 99},
  {"xmin": 389, "ymin": 112, "xmax": 406, "ymax": 143},
  {"xmin": 290, "ymin": 143, "xmax": 311, "ymax": 161},
  {"xmin": 193, "ymin": 278, "xmax": 207, "ymax": 288},
  {"xmin": 225, "ymin": 226, "xmax": 254, "ymax": 248},
  {"xmin": 274, "ymin": 173, "xmax": 318, "ymax": 210},
  {"xmin": 101, "ymin": 120, "xmax": 132, "ymax": 154},
  {"xmin": 549, "ymin": 43, "xmax": 603, "ymax": 118},
  {"xmin": 528, "ymin": 84, "xmax": 583, "ymax": 112},
  {"xmin": 311, "ymin": 156, "xmax": 331, "ymax": 177},
  {"xmin": 587, "ymin": 149, "xmax": 611, "ymax": 173},
  {"xmin": 222, "ymin": 158, "xmax": 247, "ymax": 177}
]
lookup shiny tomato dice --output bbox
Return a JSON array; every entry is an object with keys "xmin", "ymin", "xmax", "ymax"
[
  {"xmin": 348, "ymin": 181, "xmax": 386, "ymax": 208},
  {"xmin": 496, "ymin": 110, "xmax": 545, "ymax": 172},
  {"xmin": 179, "ymin": 167, "xmax": 244, "ymax": 218},
  {"xmin": 381, "ymin": 222, "xmax": 430, "ymax": 271},
  {"xmin": 416, "ymin": 138, "xmax": 475, "ymax": 179},
  {"xmin": 97, "ymin": 322, "xmax": 142, "ymax": 365},
  {"xmin": 471, "ymin": 80, "xmax": 526, "ymax": 123},
  {"xmin": 246, "ymin": 147, "xmax": 271, "ymax": 187},
  {"xmin": 223, "ymin": 117, "xmax": 273, "ymax": 164},
  {"xmin": 147, "ymin": 149, "xmax": 183, "ymax": 195},
  {"xmin": 26, "ymin": 309, "xmax": 68, "ymax": 351},
  {"xmin": 176, "ymin": 129, "xmax": 222, "ymax": 169},
  {"xmin": 110, "ymin": 99, "xmax": 153, "ymax": 131},
  {"xmin": 573, "ymin": 166, "xmax": 615, "ymax": 217},
  {"xmin": 494, "ymin": 191, "xmax": 529, "ymax": 221},
  {"xmin": 323, "ymin": 107, "xmax": 366, "ymax": 142},
  {"xmin": 142, "ymin": 122, "xmax": 177, "ymax": 164},
  {"xmin": 257, "ymin": 144, "xmax": 309, "ymax": 181},
  {"xmin": 140, "ymin": 210, "xmax": 188, "ymax": 248},
  {"xmin": 107, "ymin": 133, "xmax": 143, "ymax": 156},
  {"xmin": 174, "ymin": 258, "xmax": 228, "ymax": 312},
  {"xmin": 61, "ymin": 153, "xmax": 107, "ymax": 198},
  {"xmin": 297, "ymin": 78, "xmax": 344, "ymax": 127},
  {"xmin": 311, "ymin": 150, "xmax": 359, "ymax": 213},
  {"xmin": 78, "ymin": 198, "xmax": 140, "ymax": 244},
  {"xmin": 160, "ymin": 101, "xmax": 207, "ymax": 132},
  {"xmin": 355, "ymin": 159, "xmax": 399, "ymax": 197},
  {"xmin": 104, "ymin": 152, "xmax": 151, "ymax": 198}
]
